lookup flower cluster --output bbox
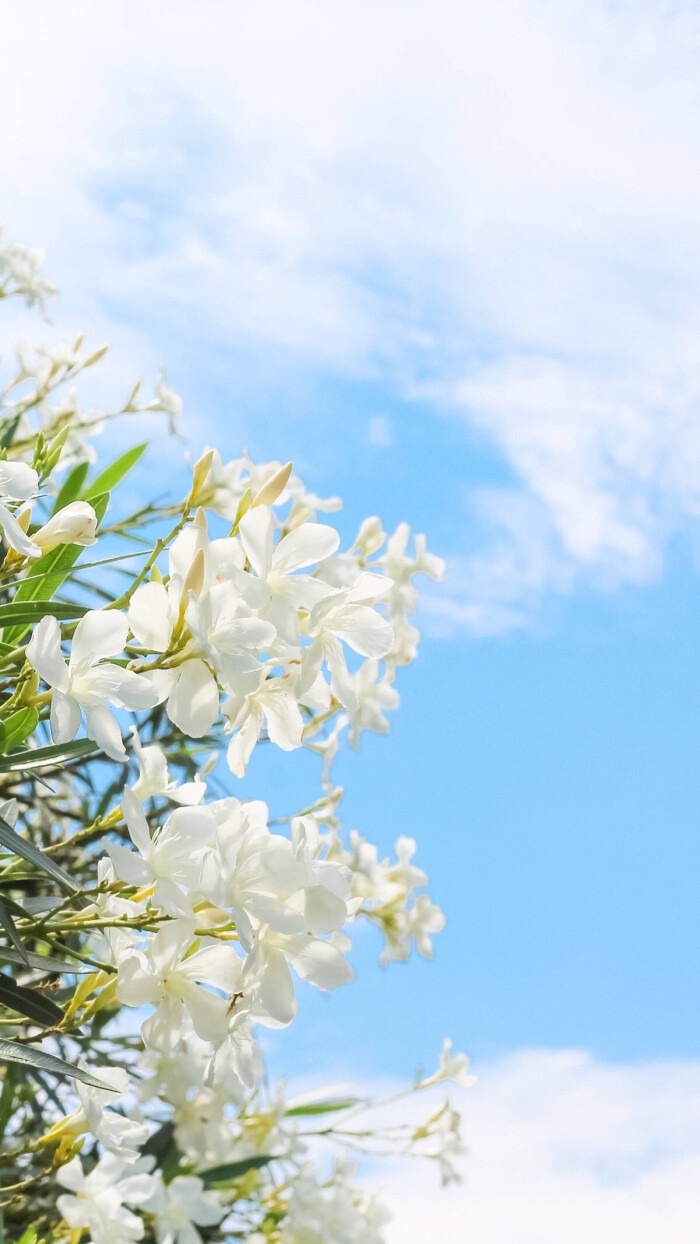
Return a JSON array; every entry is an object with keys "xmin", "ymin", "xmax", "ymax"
[{"xmin": 0, "ymin": 222, "xmax": 469, "ymax": 1243}]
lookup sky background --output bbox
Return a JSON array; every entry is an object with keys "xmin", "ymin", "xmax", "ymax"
[{"xmin": 3, "ymin": 1, "xmax": 700, "ymax": 1237}]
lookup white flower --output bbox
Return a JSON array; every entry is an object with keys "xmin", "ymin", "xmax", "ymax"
[
  {"xmin": 0, "ymin": 460, "xmax": 40, "ymax": 558},
  {"xmin": 148, "ymin": 367, "xmax": 183, "ymax": 435},
  {"xmin": 185, "ymin": 579, "xmax": 276, "ymax": 686},
  {"xmin": 0, "ymin": 226, "xmax": 57, "ymax": 311},
  {"xmin": 224, "ymin": 670, "xmax": 304, "ymax": 777},
  {"xmin": 238, "ymin": 504, "xmax": 339, "ymax": 644},
  {"xmin": 33, "ymin": 500, "xmax": 98, "ymax": 551},
  {"xmin": 56, "ymin": 1152, "xmax": 155, "ymax": 1244},
  {"xmin": 129, "ymin": 727, "xmax": 208, "ymax": 804},
  {"xmin": 420, "ymin": 1039, "xmax": 476, "ymax": 1090},
  {"xmin": 379, "ymin": 891, "xmax": 446, "ymax": 966},
  {"xmin": 200, "ymin": 799, "xmax": 306, "ymax": 942},
  {"xmin": 74, "ymin": 1063, "xmax": 149, "ymax": 1160},
  {"xmin": 26, "ymin": 610, "xmax": 158, "ymax": 761},
  {"xmin": 146, "ymin": 1174, "xmax": 223, "ymax": 1244},
  {"xmin": 342, "ymin": 658, "xmax": 400, "ymax": 747},
  {"xmin": 302, "ymin": 577, "xmax": 394, "ymax": 712},
  {"xmin": 249, "ymin": 925, "xmax": 354, "ymax": 1027},
  {"xmin": 278, "ymin": 1156, "xmax": 389, "ymax": 1244},
  {"xmin": 105, "ymin": 786, "xmax": 217, "ymax": 917},
  {"xmin": 116, "ymin": 919, "xmax": 244, "ymax": 1050}
]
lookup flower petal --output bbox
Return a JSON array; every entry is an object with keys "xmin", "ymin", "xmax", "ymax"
[
  {"xmin": 71, "ymin": 610, "xmax": 128, "ymax": 667},
  {"xmin": 166, "ymin": 659, "xmax": 219, "ymax": 737},
  {"xmin": 273, "ymin": 522, "xmax": 340, "ymax": 574},
  {"xmin": 0, "ymin": 461, "xmax": 38, "ymax": 502},
  {"xmin": 120, "ymin": 785, "xmax": 153, "ymax": 857},
  {"xmin": 238, "ymin": 505, "xmax": 275, "ymax": 579},
  {"xmin": 50, "ymin": 690, "xmax": 81, "ymax": 744},
  {"xmin": 27, "ymin": 615, "xmax": 69, "ymax": 691},
  {"xmin": 0, "ymin": 503, "xmax": 40, "ymax": 558},
  {"xmin": 128, "ymin": 581, "xmax": 173, "ymax": 652},
  {"xmin": 83, "ymin": 702, "xmax": 127, "ymax": 761}
]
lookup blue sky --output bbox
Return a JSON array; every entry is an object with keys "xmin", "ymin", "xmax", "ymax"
[{"xmin": 2, "ymin": 1, "xmax": 700, "ymax": 1235}]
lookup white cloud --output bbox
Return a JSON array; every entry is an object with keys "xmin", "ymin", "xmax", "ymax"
[
  {"xmin": 5, "ymin": 2, "xmax": 700, "ymax": 626},
  {"xmin": 377, "ymin": 1049, "xmax": 700, "ymax": 1243}
]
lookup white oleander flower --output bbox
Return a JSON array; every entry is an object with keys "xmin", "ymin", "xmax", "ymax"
[
  {"xmin": 185, "ymin": 579, "xmax": 277, "ymax": 686},
  {"xmin": 249, "ymin": 925, "xmax": 354, "ymax": 1027},
  {"xmin": 105, "ymin": 786, "xmax": 217, "ymax": 917},
  {"xmin": 238, "ymin": 504, "xmax": 339, "ymax": 644},
  {"xmin": 0, "ymin": 460, "xmax": 40, "ymax": 558},
  {"xmin": 421, "ymin": 1038, "xmax": 476, "ymax": 1090},
  {"xmin": 26, "ymin": 610, "xmax": 159, "ymax": 761},
  {"xmin": 341, "ymin": 658, "xmax": 400, "ymax": 747},
  {"xmin": 56, "ymin": 1152, "xmax": 156, "ymax": 1244},
  {"xmin": 302, "ymin": 577, "xmax": 394, "ymax": 712},
  {"xmin": 223, "ymin": 670, "xmax": 305, "ymax": 777},
  {"xmin": 46, "ymin": 1062, "xmax": 149, "ymax": 1161},
  {"xmin": 129, "ymin": 727, "xmax": 209, "ymax": 804},
  {"xmin": 0, "ymin": 224, "xmax": 57, "ymax": 310},
  {"xmin": 116, "ymin": 918, "xmax": 245, "ymax": 1051},
  {"xmin": 278, "ymin": 1156, "xmax": 390, "ymax": 1244},
  {"xmin": 145, "ymin": 1174, "xmax": 224, "ymax": 1244},
  {"xmin": 147, "ymin": 367, "xmax": 183, "ymax": 435}
]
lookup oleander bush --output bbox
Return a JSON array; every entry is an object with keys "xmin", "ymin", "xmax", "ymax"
[{"xmin": 0, "ymin": 223, "xmax": 470, "ymax": 1243}]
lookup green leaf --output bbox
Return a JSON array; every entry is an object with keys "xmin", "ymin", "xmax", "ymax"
[
  {"xmin": 141, "ymin": 1120, "xmax": 175, "ymax": 1159},
  {"xmin": 2, "ymin": 493, "xmax": 109, "ymax": 645},
  {"xmin": 0, "ymin": 414, "xmax": 22, "ymax": 451},
  {"xmin": 0, "ymin": 973, "xmax": 64, "ymax": 1027},
  {"xmin": 16, "ymin": 897, "xmax": 62, "ymax": 916},
  {"xmin": 199, "ymin": 1155, "xmax": 274, "ymax": 1187},
  {"xmin": 0, "ymin": 815, "xmax": 80, "ymax": 894},
  {"xmin": 0, "ymin": 600, "xmax": 87, "ymax": 627},
  {"xmin": 0, "ymin": 898, "xmax": 29, "ymax": 967},
  {"xmin": 285, "ymin": 1097, "xmax": 360, "ymax": 1117},
  {"xmin": 0, "ymin": 707, "xmax": 39, "ymax": 755},
  {"xmin": 0, "ymin": 947, "xmax": 88, "ymax": 974},
  {"xmin": 83, "ymin": 444, "xmax": 148, "ymax": 500},
  {"xmin": 0, "ymin": 1063, "xmax": 17, "ymax": 1151},
  {"xmin": 51, "ymin": 461, "xmax": 90, "ymax": 514},
  {"xmin": 0, "ymin": 738, "xmax": 97, "ymax": 775},
  {"xmin": 0, "ymin": 1039, "xmax": 113, "ymax": 1090}
]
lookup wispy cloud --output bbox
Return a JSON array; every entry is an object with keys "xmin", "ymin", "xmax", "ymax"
[
  {"xmin": 5, "ymin": 2, "xmax": 700, "ymax": 628},
  {"xmin": 377, "ymin": 1048, "xmax": 700, "ymax": 1242}
]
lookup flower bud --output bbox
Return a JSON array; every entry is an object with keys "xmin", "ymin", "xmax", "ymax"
[
  {"xmin": 33, "ymin": 501, "xmax": 98, "ymax": 552},
  {"xmin": 189, "ymin": 449, "xmax": 214, "ymax": 503},
  {"xmin": 252, "ymin": 461, "xmax": 293, "ymax": 508},
  {"xmin": 354, "ymin": 516, "xmax": 386, "ymax": 556}
]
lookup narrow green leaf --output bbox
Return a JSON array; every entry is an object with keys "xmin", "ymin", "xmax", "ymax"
[
  {"xmin": 16, "ymin": 897, "xmax": 62, "ymax": 915},
  {"xmin": 0, "ymin": 947, "xmax": 88, "ymax": 974},
  {"xmin": 0, "ymin": 1063, "xmax": 17, "ymax": 1149},
  {"xmin": 0, "ymin": 973, "xmax": 63, "ymax": 1027},
  {"xmin": 0, "ymin": 414, "xmax": 22, "ymax": 451},
  {"xmin": 0, "ymin": 898, "xmax": 29, "ymax": 966},
  {"xmin": 0, "ymin": 601, "xmax": 87, "ymax": 627},
  {"xmin": 3, "ymin": 493, "xmax": 109, "ymax": 645},
  {"xmin": 141, "ymin": 1120, "xmax": 176, "ymax": 1160},
  {"xmin": 51, "ymin": 461, "xmax": 90, "ymax": 514},
  {"xmin": 199, "ymin": 1155, "xmax": 274, "ymax": 1187},
  {"xmin": 0, "ymin": 1038, "xmax": 113, "ymax": 1090},
  {"xmin": 0, "ymin": 816, "xmax": 80, "ymax": 894},
  {"xmin": 83, "ymin": 444, "xmax": 148, "ymax": 500},
  {"xmin": 0, "ymin": 738, "xmax": 97, "ymax": 775},
  {"xmin": 0, "ymin": 707, "xmax": 39, "ymax": 755},
  {"xmin": 285, "ymin": 1097, "xmax": 360, "ymax": 1117}
]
